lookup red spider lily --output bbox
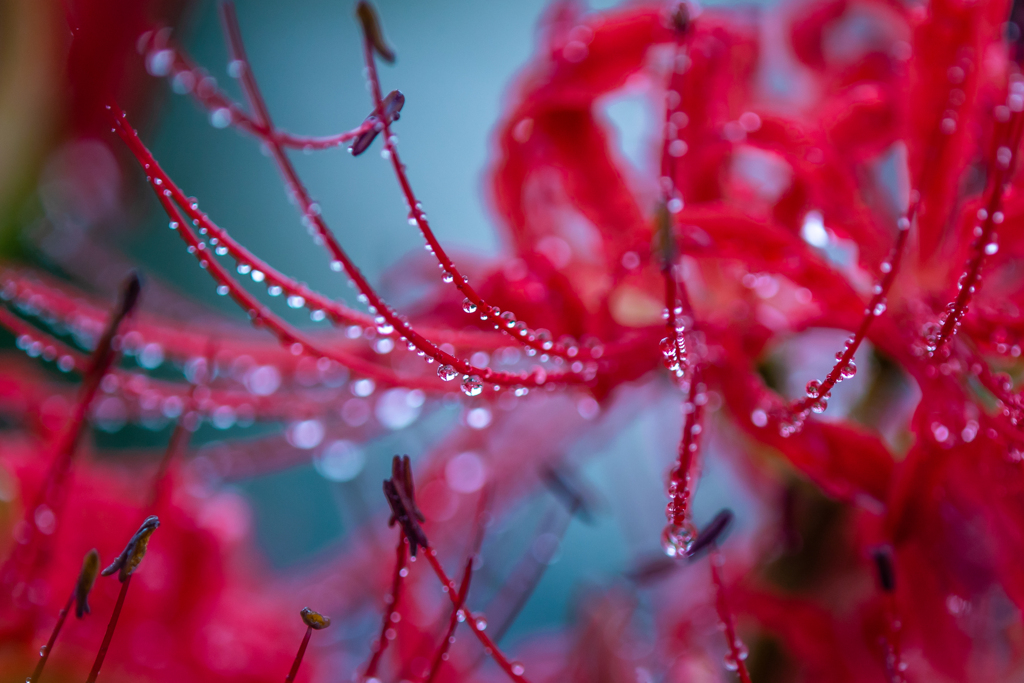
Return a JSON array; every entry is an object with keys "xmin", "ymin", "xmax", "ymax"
[{"xmin": 7, "ymin": 0, "xmax": 1024, "ymax": 681}]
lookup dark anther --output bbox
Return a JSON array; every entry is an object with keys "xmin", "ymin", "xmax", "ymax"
[
  {"xmin": 686, "ymin": 509, "xmax": 734, "ymax": 558},
  {"xmin": 383, "ymin": 455, "xmax": 428, "ymax": 556},
  {"xmin": 655, "ymin": 203, "xmax": 678, "ymax": 273},
  {"xmin": 350, "ymin": 90, "xmax": 405, "ymax": 156},
  {"xmin": 541, "ymin": 464, "xmax": 596, "ymax": 524},
  {"xmin": 356, "ymin": 1, "xmax": 396, "ymax": 63},
  {"xmin": 101, "ymin": 515, "xmax": 160, "ymax": 583},
  {"xmin": 300, "ymin": 607, "xmax": 331, "ymax": 630},
  {"xmin": 75, "ymin": 549, "xmax": 100, "ymax": 618},
  {"xmin": 88, "ymin": 271, "xmax": 142, "ymax": 378},
  {"xmin": 873, "ymin": 546, "xmax": 895, "ymax": 593},
  {"xmin": 382, "ymin": 90, "xmax": 405, "ymax": 121},
  {"xmin": 671, "ymin": 2, "xmax": 692, "ymax": 34}
]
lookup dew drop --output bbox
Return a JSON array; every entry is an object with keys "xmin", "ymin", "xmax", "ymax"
[
  {"xmin": 805, "ymin": 379, "xmax": 821, "ymax": 398},
  {"xmin": 840, "ymin": 360, "xmax": 857, "ymax": 379},
  {"xmin": 437, "ymin": 364, "xmax": 457, "ymax": 381},
  {"xmin": 462, "ymin": 298, "xmax": 477, "ymax": 314},
  {"xmin": 660, "ymin": 522, "xmax": 696, "ymax": 557},
  {"xmin": 461, "ymin": 376, "xmax": 483, "ymax": 397}
]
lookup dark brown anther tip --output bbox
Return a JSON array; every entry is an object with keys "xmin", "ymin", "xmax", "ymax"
[
  {"xmin": 382, "ymin": 90, "xmax": 404, "ymax": 121},
  {"xmin": 655, "ymin": 203, "xmax": 677, "ymax": 273},
  {"xmin": 686, "ymin": 509, "xmax": 734, "ymax": 558},
  {"xmin": 671, "ymin": 2, "xmax": 692, "ymax": 34},
  {"xmin": 541, "ymin": 464, "xmax": 596, "ymax": 524},
  {"xmin": 873, "ymin": 546, "xmax": 895, "ymax": 593},
  {"xmin": 383, "ymin": 455, "xmax": 428, "ymax": 555},
  {"xmin": 75, "ymin": 549, "xmax": 100, "ymax": 618},
  {"xmin": 101, "ymin": 515, "xmax": 160, "ymax": 583},
  {"xmin": 300, "ymin": 607, "xmax": 331, "ymax": 630},
  {"xmin": 356, "ymin": 1, "xmax": 396, "ymax": 63},
  {"xmin": 350, "ymin": 91, "xmax": 405, "ymax": 157},
  {"xmin": 350, "ymin": 127, "xmax": 381, "ymax": 157},
  {"xmin": 118, "ymin": 271, "xmax": 143, "ymax": 320}
]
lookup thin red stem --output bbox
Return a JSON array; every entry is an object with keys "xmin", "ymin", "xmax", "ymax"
[
  {"xmin": 284, "ymin": 626, "xmax": 313, "ymax": 683},
  {"xmin": 215, "ymin": 9, "xmax": 583, "ymax": 390},
  {"xmin": 785, "ymin": 49, "xmax": 974, "ymax": 418},
  {"xmin": 148, "ymin": 392, "xmax": 196, "ymax": 508},
  {"xmin": 422, "ymin": 549, "xmax": 529, "ymax": 683},
  {"xmin": 110, "ymin": 108, "xmax": 458, "ymax": 393},
  {"xmin": 932, "ymin": 105, "xmax": 1024, "ymax": 356},
  {"xmin": 709, "ymin": 550, "xmax": 751, "ymax": 683},
  {"xmin": 138, "ymin": 31, "xmax": 374, "ymax": 150},
  {"xmin": 363, "ymin": 535, "xmax": 409, "ymax": 679},
  {"xmin": 659, "ymin": 35, "xmax": 705, "ymax": 532},
  {"xmin": 110, "ymin": 99, "xmax": 577, "ymax": 391},
  {"xmin": 360, "ymin": 40, "xmax": 609, "ymax": 366},
  {"xmin": 28, "ymin": 591, "xmax": 74, "ymax": 683},
  {"xmin": 1, "ymin": 281, "xmax": 134, "ymax": 598},
  {"xmin": 422, "ymin": 555, "xmax": 473, "ymax": 683},
  {"xmin": 85, "ymin": 575, "xmax": 132, "ymax": 683},
  {"xmin": 0, "ymin": 300, "xmax": 354, "ymax": 426}
]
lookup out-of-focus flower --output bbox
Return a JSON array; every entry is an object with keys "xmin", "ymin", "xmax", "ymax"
[{"xmin": 6, "ymin": 0, "xmax": 1024, "ymax": 681}]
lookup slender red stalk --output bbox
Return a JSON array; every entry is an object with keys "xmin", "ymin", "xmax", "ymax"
[
  {"xmin": 147, "ymin": 394, "xmax": 196, "ymax": 508},
  {"xmin": 709, "ymin": 550, "xmax": 751, "ymax": 683},
  {"xmin": 85, "ymin": 575, "xmax": 132, "ymax": 683},
  {"xmin": 215, "ymin": 5, "xmax": 584, "ymax": 391},
  {"xmin": 109, "ymin": 102, "xmax": 580, "ymax": 391},
  {"xmin": 284, "ymin": 626, "xmax": 313, "ymax": 683},
  {"xmin": 27, "ymin": 591, "xmax": 73, "ymax": 683},
  {"xmin": 359, "ymin": 27, "xmax": 608, "ymax": 367},
  {"xmin": 786, "ymin": 52, "xmax": 968, "ymax": 417},
  {"xmin": 0, "ymin": 298, "xmax": 355, "ymax": 426},
  {"xmin": 137, "ymin": 30, "xmax": 375, "ymax": 149},
  {"xmin": 1, "ymin": 274, "xmax": 139, "ymax": 599},
  {"xmin": 931, "ymin": 103, "xmax": 1024, "ymax": 357},
  {"xmin": 110, "ymin": 108, "xmax": 466, "ymax": 393},
  {"xmin": 423, "ymin": 556, "xmax": 474, "ymax": 683},
  {"xmin": 363, "ymin": 535, "xmax": 409, "ymax": 679},
  {"xmin": 881, "ymin": 591, "xmax": 905, "ymax": 683},
  {"xmin": 658, "ymin": 29, "xmax": 705, "ymax": 540},
  {"xmin": 422, "ymin": 548, "xmax": 529, "ymax": 683}
]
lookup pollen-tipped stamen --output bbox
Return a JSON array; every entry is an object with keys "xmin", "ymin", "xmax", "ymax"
[
  {"xmin": 27, "ymin": 549, "xmax": 98, "ymax": 683},
  {"xmin": 284, "ymin": 608, "xmax": 330, "ymax": 683},
  {"xmin": 86, "ymin": 517, "xmax": 159, "ymax": 683}
]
